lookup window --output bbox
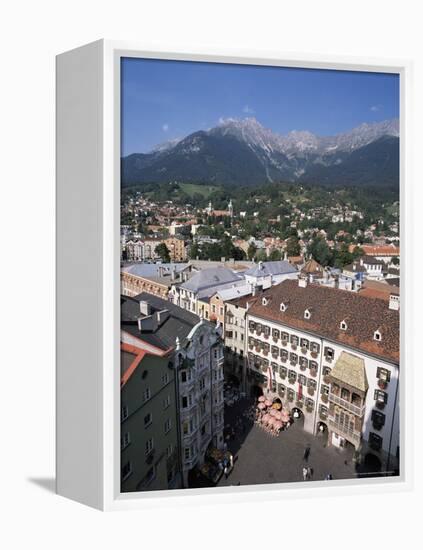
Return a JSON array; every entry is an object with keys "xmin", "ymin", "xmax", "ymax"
[
  {"xmin": 280, "ymin": 349, "xmax": 288, "ymax": 362},
  {"xmin": 199, "ymin": 377, "xmax": 206, "ymax": 391},
  {"xmin": 219, "ymin": 307, "xmax": 224, "ymax": 316},
  {"xmin": 121, "ymin": 461, "xmax": 132, "ymax": 481},
  {"xmin": 320, "ymin": 384, "xmax": 329, "ymax": 395},
  {"xmin": 299, "ymin": 356, "xmax": 308, "ymax": 369},
  {"xmin": 374, "ymin": 389, "xmax": 388, "ymax": 404},
  {"xmin": 281, "ymin": 331, "xmax": 289, "ymax": 343},
  {"xmin": 290, "ymin": 353, "xmax": 298, "ymax": 365},
  {"xmin": 340, "ymin": 320, "xmax": 348, "ymax": 330},
  {"xmin": 305, "ymin": 398, "xmax": 314, "ymax": 410},
  {"xmin": 248, "ymin": 320, "xmax": 256, "ymax": 331},
  {"xmin": 144, "ymin": 412, "xmax": 152, "ymax": 428},
  {"xmin": 377, "ymin": 367, "xmax": 391, "ymax": 382},
  {"xmin": 298, "ymin": 374, "xmax": 307, "ymax": 385},
  {"xmin": 163, "ymin": 395, "xmax": 171, "ymax": 409},
  {"xmin": 341, "ymin": 388, "xmax": 350, "ymax": 401},
  {"xmin": 310, "ymin": 342, "xmax": 320, "ymax": 354},
  {"xmin": 308, "ymin": 379, "xmax": 317, "ymax": 390},
  {"xmin": 278, "ymin": 384, "xmax": 286, "ymax": 397},
  {"xmin": 271, "ymin": 345, "xmax": 279, "ymax": 357},
  {"xmin": 164, "ymin": 418, "xmax": 172, "ymax": 434},
  {"xmin": 369, "ymin": 432, "xmax": 383, "ymax": 451},
  {"xmin": 264, "ymin": 325, "xmax": 270, "ymax": 337},
  {"xmin": 371, "ymin": 410, "xmax": 386, "ymax": 430},
  {"xmin": 309, "ymin": 361, "xmax": 318, "ymax": 373},
  {"xmin": 121, "ymin": 432, "xmax": 131, "ymax": 450},
  {"xmin": 161, "ymin": 372, "xmax": 169, "ymax": 386},
  {"xmin": 319, "ymin": 404, "xmax": 328, "ymax": 418},
  {"xmin": 279, "ymin": 366, "xmax": 287, "ymax": 379},
  {"xmin": 324, "ymin": 347, "xmax": 334, "ymax": 361},
  {"xmin": 300, "ymin": 338, "xmax": 309, "ymax": 349},
  {"xmin": 145, "ymin": 438, "xmax": 154, "ymax": 455},
  {"xmin": 121, "ymin": 405, "xmax": 129, "ymax": 421},
  {"xmin": 272, "ymin": 328, "xmax": 280, "ymax": 340},
  {"xmin": 374, "ymin": 330, "xmax": 382, "ymax": 341},
  {"xmin": 288, "ymin": 370, "xmax": 297, "ymax": 383},
  {"xmin": 184, "ymin": 447, "xmax": 191, "ymax": 460},
  {"xmin": 290, "ymin": 335, "xmax": 299, "ymax": 346},
  {"xmin": 143, "ymin": 387, "xmax": 151, "ymax": 402}
]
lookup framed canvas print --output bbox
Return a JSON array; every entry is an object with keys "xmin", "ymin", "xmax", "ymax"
[{"xmin": 56, "ymin": 40, "xmax": 412, "ymax": 510}]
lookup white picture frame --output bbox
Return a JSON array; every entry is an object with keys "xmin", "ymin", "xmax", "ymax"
[{"xmin": 56, "ymin": 39, "xmax": 412, "ymax": 511}]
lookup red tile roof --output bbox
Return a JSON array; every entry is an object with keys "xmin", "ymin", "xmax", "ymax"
[{"xmin": 247, "ymin": 279, "xmax": 399, "ymax": 364}]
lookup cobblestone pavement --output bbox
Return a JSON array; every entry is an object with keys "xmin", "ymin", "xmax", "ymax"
[{"xmin": 217, "ymin": 397, "xmax": 359, "ymax": 488}]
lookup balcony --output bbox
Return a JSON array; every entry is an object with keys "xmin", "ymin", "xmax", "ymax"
[
  {"xmin": 328, "ymin": 419, "xmax": 361, "ymax": 447},
  {"xmin": 328, "ymin": 393, "xmax": 365, "ymax": 417}
]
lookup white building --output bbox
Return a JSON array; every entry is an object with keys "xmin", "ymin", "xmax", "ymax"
[{"xmin": 242, "ymin": 279, "xmax": 399, "ymax": 472}]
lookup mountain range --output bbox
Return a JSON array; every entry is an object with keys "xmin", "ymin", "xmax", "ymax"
[{"xmin": 121, "ymin": 117, "xmax": 399, "ymax": 188}]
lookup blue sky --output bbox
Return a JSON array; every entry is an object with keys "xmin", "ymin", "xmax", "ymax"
[{"xmin": 121, "ymin": 57, "xmax": 399, "ymax": 156}]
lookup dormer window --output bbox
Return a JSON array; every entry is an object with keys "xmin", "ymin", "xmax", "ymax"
[
  {"xmin": 280, "ymin": 302, "xmax": 288, "ymax": 312},
  {"xmin": 304, "ymin": 308, "xmax": 312, "ymax": 320},
  {"xmin": 262, "ymin": 297, "xmax": 268, "ymax": 306},
  {"xmin": 374, "ymin": 330, "xmax": 382, "ymax": 342},
  {"xmin": 340, "ymin": 320, "xmax": 348, "ymax": 331}
]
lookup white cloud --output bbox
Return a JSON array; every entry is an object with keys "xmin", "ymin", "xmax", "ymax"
[
  {"xmin": 370, "ymin": 104, "xmax": 382, "ymax": 112},
  {"xmin": 162, "ymin": 123, "xmax": 169, "ymax": 132},
  {"xmin": 243, "ymin": 105, "xmax": 255, "ymax": 114}
]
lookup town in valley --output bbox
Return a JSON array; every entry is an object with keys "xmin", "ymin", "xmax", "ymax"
[{"xmin": 120, "ymin": 177, "xmax": 400, "ymax": 491}]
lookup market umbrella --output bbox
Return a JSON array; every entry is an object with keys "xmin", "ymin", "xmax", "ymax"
[
  {"xmin": 274, "ymin": 411, "xmax": 283, "ymax": 420},
  {"xmin": 257, "ymin": 402, "xmax": 266, "ymax": 410},
  {"xmin": 258, "ymin": 396, "xmax": 266, "ymax": 402},
  {"xmin": 269, "ymin": 409, "xmax": 278, "ymax": 417},
  {"xmin": 272, "ymin": 402, "xmax": 282, "ymax": 410},
  {"xmin": 262, "ymin": 413, "xmax": 270, "ymax": 424},
  {"xmin": 274, "ymin": 420, "xmax": 283, "ymax": 430},
  {"xmin": 264, "ymin": 399, "xmax": 272, "ymax": 407}
]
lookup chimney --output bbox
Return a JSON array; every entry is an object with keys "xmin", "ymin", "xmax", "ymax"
[
  {"xmin": 171, "ymin": 266, "xmax": 176, "ymax": 281},
  {"xmin": 139, "ymin": 300, "xmax": 151, "ymax": 316},
  {"xmin": 298, "ymin": 276, "xmax": 307, "ymax": 288},
  {"xmin": 389, "ymin": 293, "xmax": 400, "ymax": 311},
  {"xmin": 252, "ymin": 284, "xmax": 257, "ymax": 296}
]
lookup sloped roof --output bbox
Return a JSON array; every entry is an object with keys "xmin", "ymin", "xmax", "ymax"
[
  {"xmin": 247, "ymin": 279, "xmax": 399, "ymax": 363},
  {"xmin": 331, "ymin": 351, "xmax": 368, "ymax": 392},
  {"xmin": 301, "ymin": 258, "xmax": 324, "ymax": 275},
  {"xmin": 245, "ymin": 260, "xmax": 297, "ymax": 278},
  {"xmin": 214, "ymin": 283, "xmax": 253, "ymax": 301},
  {"xmin": 180, "ymin": 267, "xmax": 243, "ymax": 292},
  {"xmin": 121, "ymin": 292, "xmax": 200, "ymax": 350}
]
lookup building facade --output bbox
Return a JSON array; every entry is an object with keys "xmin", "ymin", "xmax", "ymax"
[
  {"xmin": 121, "ymin": 292, "xmax": 225, "ymax": 487},
  {"xmin": 242, "ymin": 279, "xmax": 399, "ymax": 472},
  {"xmin": 120, "ymin": 343, "xmax": 181, "ymax": 492}
]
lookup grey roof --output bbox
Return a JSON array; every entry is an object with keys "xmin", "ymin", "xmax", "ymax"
[
  {"xmin": 244, "ymin": 260, "xmax": 297, "ymax": 278},
  {"xmin": 121, "ymin": 262, "xmax": 189, "ymax": 278},
  {"xmin": 180, "ymin": 267, "xmax": 243, "ymax": 293},
  {"xmin": 215, "ymin": 283, "xmax": 253, "ymax": 301},
  {"xmin": 121, "ymin": 292, "xmax": 200, "ymax": 350}
]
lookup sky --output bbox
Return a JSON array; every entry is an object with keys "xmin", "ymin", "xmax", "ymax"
[{"xmin": 121, "ymin": 57, "xmax": 399, "ymax": 156}]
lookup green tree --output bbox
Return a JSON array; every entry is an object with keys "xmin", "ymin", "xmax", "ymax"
[
  {"xmin": 247, "ymin": 243, "xmax": 257, "ymax": 260},
  {"xmin": 255, "ymin": 249, "xmax": 267, "ymax": 262},
  {"xmin": 268, "ymin": 249, "xmax": 282, "ymax": 261},
  {"xmin": 286, "ymin": 236, "xmax": 301, "ymax": 257},
  {"xmin": 155, "ymin": 242, "xmax": 171, "ymax": 263},
  {"xmin": 307, "ymin": 236, "xmax": 332, "ymax": 267}
]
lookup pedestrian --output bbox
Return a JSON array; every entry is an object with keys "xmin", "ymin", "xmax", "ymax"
[
  {"xmin": 303, "ymin": 445, "xmax": 311, "ymax": 461},
  {"xmin": 324, "ymin": 473, "xmax": 333, "ymax": 480},
  {"xmin": 302, "ymin": 467, "xmax": 308, "ymax": 481},
  {"xmin": 307, "ymin": 467, "xmax": 313, "ymax": 480}
]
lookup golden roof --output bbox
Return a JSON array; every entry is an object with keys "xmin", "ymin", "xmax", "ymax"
[{"xmin": 331, "ymin": 351, "xmax": 368, "ymax": 392}]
